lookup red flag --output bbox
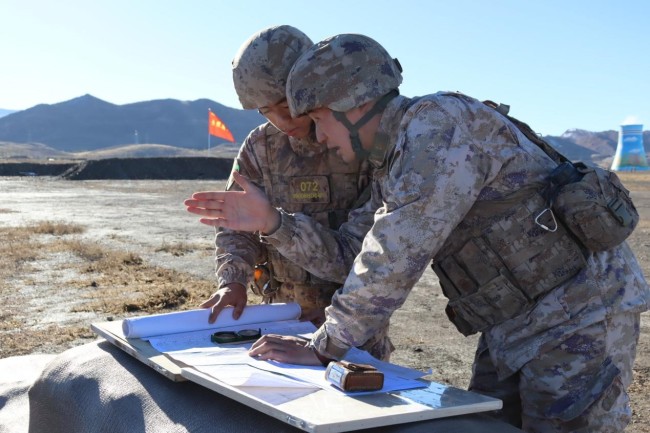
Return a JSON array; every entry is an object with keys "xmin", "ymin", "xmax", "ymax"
[{"xmin": 208, "ymin": 110, "xmax": 235, "ymax": 142}]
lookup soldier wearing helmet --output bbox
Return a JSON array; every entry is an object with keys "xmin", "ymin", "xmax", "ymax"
[
  {"xmin": 194, "ymin": 33, "xmax": 649, "ymax": 433},
  {"xmin": 186, "ymin": 26, "xmax": 393, "ymax": 361}
]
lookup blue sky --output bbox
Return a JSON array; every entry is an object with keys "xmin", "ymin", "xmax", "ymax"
[{"xmin": 1, "ymin": 0, "xmax": 648, "ymax": 136}]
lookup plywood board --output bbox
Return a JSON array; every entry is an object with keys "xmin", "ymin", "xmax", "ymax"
[
  {"xmin": 93, "ymin": 319, "xmax": 502, "ymax": 432},
  {"xmin": 182, "ymin": 367, "xmax": 502, "ymax": 433},
  {"xmin": 91, "ymin": 321, "xmax": 186, "ymax": 381}
]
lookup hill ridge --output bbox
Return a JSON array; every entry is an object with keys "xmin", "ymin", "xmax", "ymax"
[{"xmin": 0, "ymin": 95, "xmax": 264, "ymax": 152}]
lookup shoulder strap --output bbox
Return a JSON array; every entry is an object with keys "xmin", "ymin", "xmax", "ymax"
[{"xmin": 482, "ymin": 100, "xmax": 569, "ymax": 165}]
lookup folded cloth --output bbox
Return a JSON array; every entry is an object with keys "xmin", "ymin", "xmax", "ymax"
[
  {"xmin": 27, "ymin": 340, "xmax": 298, "ymax": 433},
  {"xmin": 0, "ymin": 354, "xmax": 55, "ymax": 433}
]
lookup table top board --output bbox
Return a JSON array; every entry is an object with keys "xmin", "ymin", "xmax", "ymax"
[{"xmin": 92, "ymin": 320, "xmax": 502, "ymax": 432}]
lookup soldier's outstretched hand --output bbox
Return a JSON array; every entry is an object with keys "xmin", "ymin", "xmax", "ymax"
[{"xmin": 184, "ymin": 171, "xmax": 281, "ymax": 234}]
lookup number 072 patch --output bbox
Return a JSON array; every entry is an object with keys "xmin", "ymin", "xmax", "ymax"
[{"xmin": 289, "ymin": 176, "xmax": 330, "ymax": 203}]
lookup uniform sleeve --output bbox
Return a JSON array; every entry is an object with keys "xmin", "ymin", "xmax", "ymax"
[
  {"xmin": 261, "ymin": 181, "xmax": 380, "ymax": 284},
  {"xmin": 311, "ymin": 100, "xmax": 501, "ymax": 358},
  {"xmin": 215, "ymin": 129, "xmax": 267, "ymax": 288}
]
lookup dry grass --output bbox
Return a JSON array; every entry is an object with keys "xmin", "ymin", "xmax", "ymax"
[
  {"xmin": 0, "ymin": 221, "xmax": 222, "ymax": 358},
  {"xmin": 155, "ymin": 240, "xmax": 210, "ymax": 256},
  {"xmin": 616, "ymin": 171, "xmax": 650, "ymax": 191},
  {"xmin": 0, "ymin": 324, "xmax": 95, "ymax": 360},
  {"xmin": 31, "ymin": 220, "xmax": 85, "ymax": 236},
  {"xmin": 0, "ymin": 226, "xmax": 43, "ymax": 277}
]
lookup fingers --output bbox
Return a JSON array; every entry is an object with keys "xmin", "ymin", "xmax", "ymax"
[
  {"xmin": 207, "ymin": 294, "xmax": 235, "ymax": 323},
  {"xmin": 184, "ymin": 196, "xmax": 229, "ymax": 221},
  {"xmin": 197, "ymin": 291, "xmax": 229, "ymax": 323},
  {"xmin": 184, "ymin": 197, "xmax": 223, "ymax": 211},
  {"xmin": 248, "ymin": 335, "xmax": 295, "ymax": 362},
  {"xmin": 248, "ymin": 335, "xmax": 320, "ymax": 365},
  {"xmin": 187, "ymin": 175, "xmax": 253, "ymax": 203},
  {"xmin": 208, "ymin": 304, "xmax": 224, "ymax": 324},
  {"xmin": 199, "ymin": 295, "xmax": 217, "ymax": 309},
  {"xmin": 185, "ymin": 205, "xmax": 210, "ymax": 216},
  {"xmin": 184, "ymin": 191, "xmax": 244, "ymax": 218},
  {"xmin": 190, "ymin": 191, "xmax": 226, "ymax": 201},
  {"xmin": 198, "ymin": 218, "xmax": 222, "ymax": 227},
  {"xmin": 232, "ymin": 298, "xmax": 246, "ymax": 320},
  {"xmin": 231, "ymin": 171, "xmax": 251, "ymax": 191},
  {"xmin": 249, "ymin": 334, "xmax": 284, "ymax": 353},
  {"xmin": 203, "ymin": 284, "xmax": 248, "ymax": 323},
  {"xmin": 198, "ymin": 293, "xmax": 223, "ymax": 324}
]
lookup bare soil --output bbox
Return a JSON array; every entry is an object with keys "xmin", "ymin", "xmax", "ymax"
[{"xmin": 1, "ymin": 174, "xmax": 648, "ymax": 432}]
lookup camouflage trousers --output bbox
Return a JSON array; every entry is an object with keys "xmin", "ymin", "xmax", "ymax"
[
  {"xmin": 469, "ymin": 311, "xmax": 640, "ymax": 433},
  {"xmin": 268, "ymin": 282, "xmax": 394, "ymax": 361}
]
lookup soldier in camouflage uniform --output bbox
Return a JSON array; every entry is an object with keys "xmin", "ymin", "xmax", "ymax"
[
  {"xmin": 193, "ymin": 33, "xmax": 650, "ymax": 432},
  {"xmin": 187, "ymin": 26, "xmax": 393, "ymax": 360}
]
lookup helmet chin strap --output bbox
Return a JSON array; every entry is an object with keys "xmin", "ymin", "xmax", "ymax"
[{"xmin": 332, "ymin": 89, "xmax": 399, "ymax": 160}]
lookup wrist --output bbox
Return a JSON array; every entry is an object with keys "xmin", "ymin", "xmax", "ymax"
[
  {"xmin": 310, "ymin": 345, "xmax": 334, "ymax": 366},
  {"xmin": 261, "ymin": 208, "xmax": 281, "ymax": 235},
  {"xmin": 223, "ymin": 282, "xmax": 246, "ymax": 292}
]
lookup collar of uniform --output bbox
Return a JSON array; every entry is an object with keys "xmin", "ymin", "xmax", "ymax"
[
  {"xmin": 289, "ymin": 134, "xmax": 326, "ymax": 157},
  {"xmin": 368, "ymin": 95, "xmax": 411, "ymax": 169}
]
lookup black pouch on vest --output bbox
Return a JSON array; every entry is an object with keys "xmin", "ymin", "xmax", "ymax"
[
  {"xmin": 548, "ymin": 161, "xmax": 638, "ymax": 251},
  {"xmin": 484, "ymin": 99, "xmax": 639, "ymax": 252}
]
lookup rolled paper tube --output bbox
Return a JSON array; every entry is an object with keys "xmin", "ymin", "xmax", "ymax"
[{"xmin": 121, "ymin": 303, "xmax": 301, "ymax": 339}]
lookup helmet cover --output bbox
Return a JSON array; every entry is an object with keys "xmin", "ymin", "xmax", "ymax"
[
  {"xmin": 287, "ymin": 33, "xmax": 403, "ymax": 116},
  {"xmin": 232, "ymin": 25, "xmax": 313, "ymax": 109}
]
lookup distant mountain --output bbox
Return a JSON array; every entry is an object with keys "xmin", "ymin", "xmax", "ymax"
[
  {"xmin": 545, "ymin": 128, "xmax": 650, "ymax": 167},
  {"xmin": 1, "ymin": 95, "xmax": 648, "ymax": 167},
  {"xmin": 0, "ymin": 141, "xmax": 240, "ymax": 161},
  {"xmin": 0, "ymin": 95, "xmax": 265, "ymax": 152},
  {"xmin": 0, "ymin": 109, "xmax": 16, "ymax": 118}
]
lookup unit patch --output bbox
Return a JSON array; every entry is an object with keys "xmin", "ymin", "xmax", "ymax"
[{"xmin": 289, "ymin": 176, "xmax": 330, "ymax": 203}]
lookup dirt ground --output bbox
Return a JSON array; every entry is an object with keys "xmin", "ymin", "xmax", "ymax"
[{"xmin": 1, "ymin": 174, "xmax": 649, "ymax": 432}]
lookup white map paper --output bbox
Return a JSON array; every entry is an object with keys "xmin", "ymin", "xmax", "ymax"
[{"xmin": 125, "ymin": 302, "xmax": 428, "ymax": 395}]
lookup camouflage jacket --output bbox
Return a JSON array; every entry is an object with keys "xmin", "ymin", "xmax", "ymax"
[
  {"xmin": 263, "ymin": 93, "xmax": 650, "ymax": 378},
  {"xmin": 215, "ymin": 122, "xmax": 370, "ymax": 291}
]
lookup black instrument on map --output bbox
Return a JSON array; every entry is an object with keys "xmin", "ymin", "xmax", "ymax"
[{"xmin": 210, "ymin": 328, "xmax": 261, "ymax": 344}]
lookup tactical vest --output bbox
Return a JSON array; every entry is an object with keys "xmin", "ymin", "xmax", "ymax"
[
  {"xmin": 430, "ymin": 94, "xmax": 589, "ymax": 336},
  {"xmin": 433, "ymin": 184, "xmax": 587, "ymax": 336},
  {"xmin": 431, "ymin": 95, "xmax": 638, "ymax": 336},
  {"xmin": 256, "ymin": 125, "xmax": 370, "ymax": 286}
]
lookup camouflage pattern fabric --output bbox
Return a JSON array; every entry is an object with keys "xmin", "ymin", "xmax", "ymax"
[
  {"xmin": 215, "ymin": 122, "xmax": 395, "ymax": 359},
  {"xmin": 232, "ymin": 25, "xmax": 312, "ymax": 109},
  {"xmin": 286, "ymin": 33, "xmax": 402, "ymax": 115},
  {"xmin": 263, "ymin": 93, "xmax": 649, "ymax": 430},
  {"xmin": 552, "ymin": 163, "xmax": 639, "ymax": 251},
  {"xmin": 470, "ymin": 312, "xmax": 640, "ymax": 432}
]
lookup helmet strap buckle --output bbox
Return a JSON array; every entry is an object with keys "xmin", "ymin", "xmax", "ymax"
[{"xmin": 332, "ymin": 89, "xmax": 399, "ymax": 160}]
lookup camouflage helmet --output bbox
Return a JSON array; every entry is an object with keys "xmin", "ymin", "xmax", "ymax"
[
  {"xmin": 287, "ymin": 33, "xmax": 403, "ymax": 117},
  {"xmin": 232, "ymin": 25, "xmax": 313, "ymax": 109}
]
